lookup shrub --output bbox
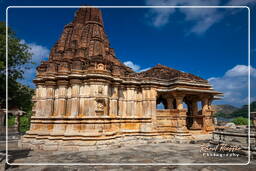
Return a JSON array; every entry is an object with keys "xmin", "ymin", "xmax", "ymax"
[
  {"xmin": 232, "ymin": 117, "xmax": 252, "ymax": 125},
  {"xmin": 8, "ymin": 115, "xmax": 16, "ymax": 127},
  {"xmin": 19, "ymin": 111, "xmax": 32, "ymax": 133}
]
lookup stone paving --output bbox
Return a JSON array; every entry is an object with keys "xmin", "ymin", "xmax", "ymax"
[{"xmin": 1, "ymin": 141, "xmax": 255, "ymax": 171}]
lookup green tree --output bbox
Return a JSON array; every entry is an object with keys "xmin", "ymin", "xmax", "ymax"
[
  {"xmin": 0, "ymin": 21, "xmax": 34, "ymax": 111},
  {"xmin": 232, "ymin": 117, "xmax": 252, "ymax": 125}
]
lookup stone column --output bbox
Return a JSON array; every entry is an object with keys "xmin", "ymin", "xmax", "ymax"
[
  {"xmin": 31, "ymin": 95, "xmax": 37, "ymax": 117},
  {"xmin": 51, "ymin": 80, "xmax": 68, "ymax": 136},
  {"xmin": 45, "ymin": 81, "xmax": 56, "ymax": 117},
  {"xmin": 126, "ymin": 87, "xmax": 136, "ymax": 117},
  {"xmin": 192, "ymin": 100, "xmax": 198, "ymax": 115},
  {"xmin": 35, "ymin": 83, "xmax": 46, "ymax": 117},
  {"xmin": 173, "ymin": 93, "xmax": 188, "ymax": 134},
  {"xmin": 201, "ymin": 96, "xmax": 214, "ymax": 132},
  {"xmin": 136, "ymin": 88, "xmax": 143, "ymax": 117},
  {"xmin": 142, "ymin": 86, "xmax": 151, "ymax": 117},
  {"xmin": 191, "ymin": 99, "xmax": 201, "ymax": 130},
  {"xmin": 55, "ymin": 80, "xmax": 68, "ymax": 117},
  {"xmin": 109, "ymin": 84, "xmax": 119, "ymax": 117},
  {"xmin": 79, "ymin": 84, "xmax": 85, "ymax": 117},
  {"xmin": 166, "ymin": 97, "xmax": 174, "ymax": 109},
  {"xmin": 65, "ymin": 87, "xmax": 72, "ymax": 116},
  {"xmin": 64, "ymin": 79, "xmax": 81, "ymax": 136},
  {"xmin": 70, "ymin": 79, "xmax": 81, "ymax": 117},
  {"xmin": 118, "ymin": 86, "xmax": 126, "ymax": 117},
  {"xmin": 201, "ymin": 97, "xmax": 209, "ymax": 113},
  {"xmin": 175, "ymin": 95, "xmax": 184, "ymax": 110}
]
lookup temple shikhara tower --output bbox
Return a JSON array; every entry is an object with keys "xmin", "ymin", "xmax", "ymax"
[{"xmin": 21, "ymin": 7, "xmax": 222, "ymax": 151}]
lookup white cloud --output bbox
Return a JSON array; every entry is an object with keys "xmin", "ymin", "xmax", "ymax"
[
  {"xmin": 145, "ymin": 0, "xmax": 254, "ymax": 35},
  {"xmin": 19, "ymin": 40, "xmax": 50, "ymax": 88},
  {"xmin": 225, "ymin": 65, "xmax": 256, "ymax": 77},
  {"xmin": 20, "ymin": 40, "xmax": 49, "ymax": 65},
  {"xmin": 124, "ymin": 61, "xmax": 150, "ymax": 72},
  {"xmin": 208, "ymin": 65, "xmax": 256, "ymax": 106},
  {"xmin": 146, "ymin": 8, "xmax": 175, "ymax": 27},
  {"xmin": 124, "ymin": 61, "xmax": 140, "ymax": 72}
]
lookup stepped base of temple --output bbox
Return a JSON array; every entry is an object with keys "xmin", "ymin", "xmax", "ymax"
[{"xmin": 19, "ymin": 132, "xmax": 208, "ymax": 151}]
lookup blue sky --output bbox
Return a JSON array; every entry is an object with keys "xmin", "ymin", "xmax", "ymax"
[{"xmin": 1, "ymin": 0, "xmax": 256, "ymax": 107}]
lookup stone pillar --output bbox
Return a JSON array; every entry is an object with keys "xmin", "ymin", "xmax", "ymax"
[
  {"xmin": 201, "ymin": 97, "xmax": 209, "ymax": 113},
  {"xmin": 70, "ymin": 79, "xmax": 81, "ymax": 117},
  {"xmin": 166, "ymin": 97, "xmax": 174, "ymax": 109},
  {"xmin": 45, "ymin": 81, "xmax": 56, "ymax": 117},
  {"xmin": 192, "ymin": 100, "xmax": 198, "ymax": 115},
  {"xmin": 55, "ymin": 80, "xmax": 68, "ymax": 117},
  {"xmin": 173, "ymin": 93, "xmax": 188, "ymax": 134},
  {"xmin": 64, "ymin": 79, "xmax": 81, "ymax": 136},
  {"xmin": 191, "ymin": 99, "xmax": 201, "ymax": 130},
  {"xmin": 118, "ymin": 86, "xmax": 126, "ymax": 117},
  {"xmin": 201, "ymin": 96, "xmax": 214, "ymax": 132},
  {"xmin": 148, "ymin": 88, "xmax": 157, "ymax": 131},
  {"xmin": 65, "ymin": 87, "xmax": 72, "ymax": 116},
  {"xmin": 79, "ymin": 84, "xmax": 85, "ymax": 117},
  {"xmin": 83, "ymin": 82, "xmax": 91, "ymax": 116},
  {"xmin": 31, "ymin": 95, "xmax": 37, "ymax": 117},
  {"xmin": 51, "ymin": 80, "xmax": 68, "ymax": 135},
  {"xmin": 142, "ymin": 87, "xmax": 151, "ymax": 117},
  {"xmin": 126, "ymin": 87, "xmax": 136, "ymax": 117},
  {"xmin": 109, "ymin": 84, "xmax": 119, "ymax": 117},
  {"xmin": 35, "ymin": 83, "xmax": 47, "ymax": 117},
  {"xmin": 175, "ymin": 95, "xmax": 184, "ymax": 110},
  {"xmin": 136, "ymin": 88, "xmax": 143, "ymax": 117}
]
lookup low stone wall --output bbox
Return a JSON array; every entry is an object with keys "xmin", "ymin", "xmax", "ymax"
[{"xmin": 211, "ymin": 127, "xmax": 256, "ymax": 153}]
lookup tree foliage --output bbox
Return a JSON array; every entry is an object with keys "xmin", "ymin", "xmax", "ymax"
[
  {"xmin": 0, "ymin": 21, "xmax": 34, "ymax": 111},
  {"xmin": 232, "ymin": 117, "xmax": 252, "ymax": 125}
]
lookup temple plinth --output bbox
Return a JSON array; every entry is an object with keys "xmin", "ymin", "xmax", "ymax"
[{"xmin": 20, "ymin": 7, "xmax": 223, "ymax": 151}]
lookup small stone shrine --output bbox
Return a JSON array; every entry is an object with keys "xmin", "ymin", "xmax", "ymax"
[
  {"xmin": 1, "ymin": 108, "xmax": 25, "ymax": 140},
  {"xmin": 20, "ymin": 7, "xmax": 223, "ymax": 151}
]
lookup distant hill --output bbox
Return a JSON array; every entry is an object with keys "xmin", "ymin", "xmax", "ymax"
[
  {"xmin": 228, "ymin": 101, "xmax": 256, "ymax": 118},
  {"xmin": 213, "ymin": 101, "xmax": 256, "ymax": 118},
  {"xmin": 212, "ymin": 104, "xmax": 239, "ymax": 116}
]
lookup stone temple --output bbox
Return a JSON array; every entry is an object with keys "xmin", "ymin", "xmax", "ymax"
[{"xmin": 20, "ymin": 7, "xmax": 223, "ymax": 151}]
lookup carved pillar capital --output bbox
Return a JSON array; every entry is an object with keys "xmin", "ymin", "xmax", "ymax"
[
  {"xmin": 173, "ymin": 93, "xmax": 185, "ymax": 110},
  {"xmin": 200, "ymin": 95, "xmax": 210, "ymax": 112}
]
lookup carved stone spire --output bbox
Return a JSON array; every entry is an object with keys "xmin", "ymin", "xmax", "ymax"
[{"xmin": 48, "ymin": 7, "xmax": 125, "ymax": 68}]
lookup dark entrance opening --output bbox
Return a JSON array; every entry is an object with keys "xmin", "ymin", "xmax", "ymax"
[{"xmin": 156, "ymin": 95, "xmax": 168, "ymax": 109}]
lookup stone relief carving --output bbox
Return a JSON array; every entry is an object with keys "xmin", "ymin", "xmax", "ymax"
[
  {"xmin": 95, "ymin": 99, "xmax": 106, "ymax": 115},
  {"xmin": 98, "ymin": 86, "xmax": 103, "ymax": 95},
  {"xmin": 96, "ymin": 63, "xmax": 105, "ymax": 70}
]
